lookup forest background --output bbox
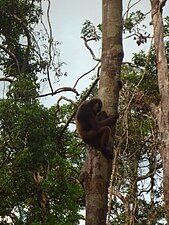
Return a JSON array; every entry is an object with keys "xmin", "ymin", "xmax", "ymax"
[{"xmin": 0, "ymin": 0, "xmax": 169, "ymax": 225}]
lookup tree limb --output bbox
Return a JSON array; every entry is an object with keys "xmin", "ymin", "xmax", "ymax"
[
  {"xmin": 73, "ymin": 62, "xmax": 100, "ymax": 89},
  {"xmin": 82, "ymin": 37, "xmax": 101, "ymax": 62}
]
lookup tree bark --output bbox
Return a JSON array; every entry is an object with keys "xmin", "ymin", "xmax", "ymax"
[
  {"xmin": 99, "ymin": 0, "xmax": 123, "ymax": 114},
  {"xmin": 79, "ymin": 1, "xmax": 123, "ymax": 225},
  {"xmin": 150, "ymin": 0, "xmax": 169, "ymax": 223}
]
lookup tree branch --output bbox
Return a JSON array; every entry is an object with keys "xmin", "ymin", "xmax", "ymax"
[
  {"xmin": 34, "ymin": 87, "xmax": 79, "ymax": 99},
  {"xmin": 82, "ymin": 37, "xmax": 101, "ymax": 62},
  {"xmin": 73, "ymin": 62, "xmax": 100, "ymax": 89},
  {"xmin": 0, "ymin": 77, "xmax": 13, "ymax": 83},
  {"xmin": 13, "ymin": 14, "xmax": 32, "ymax": 73},
  {"xmin": 0, "ymin": 44, "xmax": 20, "ymax": 74}
]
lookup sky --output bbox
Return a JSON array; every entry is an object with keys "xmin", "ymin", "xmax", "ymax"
[
  {"xmin": 40, "ymin": 0, "xmax": 102, "ymax": 106},
  {"xmin": 0, "ymin": 0, "xmax": 168, "ymax": 105},
  {"xmin": 40, "ymin": 0, "xmax": 169, "ymax": 107}
]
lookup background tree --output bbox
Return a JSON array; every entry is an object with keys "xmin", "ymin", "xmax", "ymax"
[
  {"xmin": 0, "ymin": 1, "xmax": 83, "ymax": 224},
  {"xmin": 150, "ymin": 0, "xmax": 169, "ymax": 223},
  {"xmin": 105, "ymin": 1, "xmax": 169, "ymax": 224}
]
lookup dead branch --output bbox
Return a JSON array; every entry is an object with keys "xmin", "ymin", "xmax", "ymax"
[
  {"xmin": 46, "ymin": 0, "xmax": 54, "ymax": 94},
  {"xmin": 0, "ymin": 77, "xmax": 13, "ymax": 83},
  {"xmin": 73, "ymin": 62, "xmax": 100, "ymax": 89},
  {"xmin": 56, "ymin": 96, "xmax": 77, "ymax": 107},
  {"xmin": 34, "ymin": 87, "xmax": 79, "ymax": 99},
  {"xmin": 39, "ymin": 0, "xmax": 54, "ymax": 94},
  {"xmin": 82, "ymin": 37, "xmax": 101, "ymax": 62},
  {"xmin": 55, "ymin": 96, "xmax": 77, "ymax": 113},
  {"xmin": 0, "ymin": 87, "xmax": 79, "ymax": 101},
  {"xmin": 137, "ymin": 164, "xmax": 162, "ymax": 182}
]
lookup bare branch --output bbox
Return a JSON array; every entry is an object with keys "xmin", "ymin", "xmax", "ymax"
[
  {"xmin": 0, "ymin": 77, "xmax": 13, "ymax": 83},
  {"xmin": 82, "ymin": 37, "xmax": 101, "ymax": 62},
  {"xmin": 73, "ymin": 62, "xmax": 100, "ymax": 89},
  {"xmin": 0, "ymin": 87, "xmax": 79, "ymax": 101},
  {"xmin": 46, "ymin": 0, "xmax": 54, "ymax": 94},
  {"xmin": 55, "ymin": 96, "xmax": 77, "ymax": 114},
  {"xmin": 56, "ymin": 96, "xmax": 77, "ymax": 107},
  {"xmin": 35, "ymin": 87, "xmax": 79, "ymax": 99},
  {"xmin": 137, "ymin": 163, "xmax": 162, "ymax": 182},
  {"xmin": 40, "ymin": 0, "xmax": 54, "ymax": 93}
]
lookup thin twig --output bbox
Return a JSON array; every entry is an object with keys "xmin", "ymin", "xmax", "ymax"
[
  {"xmin": 46, "ymin": 0, "xmax": 54, "ymax": 94},
  {"xmin": 123, "ymin": 0, "xmax": 142, "ymax": 19},
  {"xmin": 73, "ymin": 62, "xmax": 100, "ymax": 89},
  {"xmin": 34, "ymin": 87, "xmax": 79, "ymax": 99}
]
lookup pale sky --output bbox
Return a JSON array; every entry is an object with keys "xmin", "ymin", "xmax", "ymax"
[
  {"xmin": 40, "ymin": 0, "xmax": 102, "ymax": 106},
  {"xmin": 0, "ymin": 1, "xmax": 169, "ymax": 105},
  {"xmin": 40, "ymin": 0, "xmax": 169, "ymax": 107}
]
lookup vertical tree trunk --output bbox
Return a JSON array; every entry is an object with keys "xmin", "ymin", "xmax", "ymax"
[
  {"xmin": 79, "ymin": 1, "xmax": 123, "ymax": 225},
  {"xmin": 150, "ymin": 0, "xmax": 169, "ymax": 223},
  {"xmin": 99, "ymin": 0, "xmax": 123, "ymax": 115}
]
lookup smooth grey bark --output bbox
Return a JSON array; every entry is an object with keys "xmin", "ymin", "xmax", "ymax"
[
  {"xmin": 79, "ymin": 1, "xmax": 123, "ymax": 225},
  {"xmin": 150, "ymin": 0, "xmax": 169, "ymax": 223}
]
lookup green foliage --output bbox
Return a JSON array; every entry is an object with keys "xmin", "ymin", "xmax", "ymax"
[
  {"xmin": 124, "ymin": 11, "xmax": 145, "ymax": 33},
  {"xmin": 0, "ymin": 0, "xmax": 40, "ymax": 77},
  {"xmin": 7, "ymin": 73, "xmax": 39, "ymax": 99},
  {"xmin": 110, "ymin": 31, "xmax": 168, "ymax": 223},
  {"xmin": 0, "ymin": 0, "xmax": 62, "ymax": 83},
  {"xmin": 164, "ymin": 16, "xmax": 169, "ymax": 37},
  {"xmin": 0, "ymin": 1, "xmax": 84, "ymax": 224},
  {"xmin": 81, "ymin": 20, "xmax": 101, "ymax": 41},
  {"xmin": 0, "ymin": 0, "xmax": 41, "ymax": 39},
  {"xmin": 122, "ymin": 48, "xmax": 160, "ymax": 104},
  {"xmin": 0, "ymin": 95, "xmax": 84, "ymax": 224}
]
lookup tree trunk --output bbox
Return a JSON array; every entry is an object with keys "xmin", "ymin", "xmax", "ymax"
[
  {"xmin": 79, "ymin": 1, "xmax": 123, "ymax": 225},
  {"xmin": 99, "ymin": 0, "xmax": 123, "ymax": 115},
  {"xmin": 150, "ymin": 0, "xmax": 169, "ymax": 223}
]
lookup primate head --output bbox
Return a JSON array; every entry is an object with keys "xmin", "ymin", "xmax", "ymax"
[{"xmin": 90, "ymin": 98, "xmax": 102, "ymax": 114}]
